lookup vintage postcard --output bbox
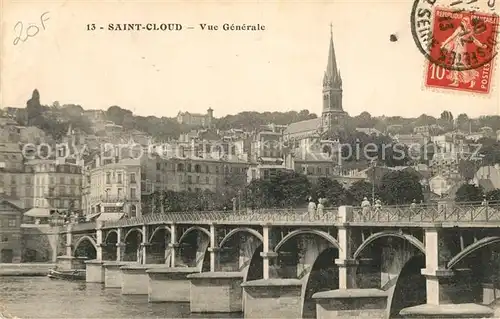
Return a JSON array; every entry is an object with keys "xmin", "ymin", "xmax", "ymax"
[{"xmin": 0, "ymin": 0, "xmax": 499, "ymax": 318}]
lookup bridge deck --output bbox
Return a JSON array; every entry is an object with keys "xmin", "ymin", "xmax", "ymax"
[{"xmin": 65, "ymin": 201, "xmax": 500, "ymax": 232}]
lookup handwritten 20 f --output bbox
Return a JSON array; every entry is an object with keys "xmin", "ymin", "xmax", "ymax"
[{"xmin": 13, "ymin": 12, "xmax": 50, "ymax": 45}]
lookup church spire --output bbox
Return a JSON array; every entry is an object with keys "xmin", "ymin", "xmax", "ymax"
[
  {"xmin": 324, "ymin": 23, "xmax": 342, "ymax": 89},
  {"xmin": 321, "ymin": 24, "xmax": 346, "ymax": 132}
]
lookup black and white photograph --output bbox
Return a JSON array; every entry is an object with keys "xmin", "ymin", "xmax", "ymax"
[{"xmin": 0, "ymin": 0, "xmax": 499, "ymax": 318}]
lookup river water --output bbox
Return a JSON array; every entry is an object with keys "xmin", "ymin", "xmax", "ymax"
[{"xmin": 0, "ymin": 277, "xmax": 243, "ymax": 318}]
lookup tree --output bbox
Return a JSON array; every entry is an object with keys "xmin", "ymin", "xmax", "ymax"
[
  {"xmin": 313, "ymin": 178, "xmax": 346, "ymax": 207},
  {"xmin": 458, "ymin": 159, "xmax": 479, "ymax": 182},
  {"xmin": 478, "ymin": 138, "xmax": 500, "ymax": 165},
  {"xmin": 378, "ymin": 170, "xmax": 424, "ymax": 205},
  {"xmin": 415, "ymin": 114, "xmax": 437, "ymax": 127},
  {"xmin": 275, "ymin": 170, "xmax": 311, "ymax": 208},
  {"xmin": 440, "ymin": 110, "xmax": 453, "ymax": 123},
  {"xmin": 486, "ymin": 189, "xmax": 500, "ymax": 201},
  {"xmin": 245, "ymin": 171, "xmax": 310, "ymax": 209},
  {"xmin": 457, "ymin": 113, "xmax": 470, "ymax": 131},
  {"xmin": 26, "ymin": 89, "xmax": 43, "ymax": 125},
  {"xmin": 106, "ymin": 105, "xmax": 133, "ymax": 125},
  {"xmin": 455, "ymin": 184, "xmax": 484, "ymax": 202},
  {"xmin": 345, "ymin": 180, "xmax": 375, "ymax": 205}
]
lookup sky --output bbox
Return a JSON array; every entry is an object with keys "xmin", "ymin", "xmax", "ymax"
[{"xmin": 1, "ymin": 0, "xmax": 499, "ymax": 119}]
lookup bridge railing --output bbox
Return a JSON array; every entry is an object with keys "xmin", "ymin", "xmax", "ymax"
[
  {"xmin": 103, "ymin": 208, "xmax": 339, "ymax": 228},
  {"xmin": 352, "ymin": 200, "xmax": 500, "ymax": 223}
]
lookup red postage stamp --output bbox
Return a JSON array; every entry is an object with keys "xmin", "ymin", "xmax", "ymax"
[{"xmin": 424, "ymin": 8, "xmax": 499, "ymax": 94}]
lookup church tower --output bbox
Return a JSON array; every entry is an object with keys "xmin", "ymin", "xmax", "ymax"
[{"xmin": 321, "ymin": 25, "xmax": 347, "ymax": 132}]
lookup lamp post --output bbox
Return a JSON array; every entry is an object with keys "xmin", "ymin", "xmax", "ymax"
[
  {"xmin": 370, "ymin": 159, "xmax": 377, "ymax": 204},
  {"xmin": 238, "ymin": 190, "xmax": 242, "ymax": 212}
]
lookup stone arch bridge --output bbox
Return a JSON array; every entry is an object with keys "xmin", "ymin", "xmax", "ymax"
[{"xmin": 60, "ymin": 201, "xmax": 500, "ymax": 319}]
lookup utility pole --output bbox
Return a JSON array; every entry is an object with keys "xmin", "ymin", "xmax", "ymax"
[{"xmin": 371, "ymin": 159, "xmax": 377, "ymax": 204}]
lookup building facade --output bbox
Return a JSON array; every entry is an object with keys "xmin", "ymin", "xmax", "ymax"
[
  {"xmin": 27, "ymin": 159, "xmax": 83, "ymax": 213},
  {"xmin": 177, "ymin": 108, "xmax": 214, "ymax": 128},
  {"xmin": 0, "ymin": 200, "xmax": 23, "ymax": 263}
]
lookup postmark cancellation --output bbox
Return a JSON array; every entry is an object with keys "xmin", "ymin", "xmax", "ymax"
[{"xmin": 412, "ymin": 0, "xmax": 499, "ymax": 95}]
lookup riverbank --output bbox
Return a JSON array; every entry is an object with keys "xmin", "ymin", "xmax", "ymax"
[{"xmin": 0, "ymin": 263, "xmax": 54, "ymax": 276}]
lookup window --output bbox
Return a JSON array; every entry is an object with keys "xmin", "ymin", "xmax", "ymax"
[
  {"xmin": 106, "ymin": 173, "xmax": 111, "ymax": 184},
  {"xmin": 187, "ymin": 164, "xmax": 192, "ymax": 172},
  {"xmin": 188, "ymin": 175, "xmax": 192, "ymax": 184},
  {"xmin": 8, "ymin": 219, "xmax": 16, "ymax": 227},
  {"xmin": 117, "ymin": 173, "xmax": 122, "ymax": 184},
  {"xmin": 156, "ymin": 162, "xmax": 161, "ymax": 170},
  {"xmin": 263, "ymin": 169, "xmax": 270, "ymax": 179},
  {"xmin": 205, "ymin": 176, "xmax": 209, "ymax": 184},
  {"xmin": 130, "ymin": 173, "xmax": 136, "ymax": 183},
  {"xmin": 205, "ymin": 165, "xmax": 210, "ymax": 173},
  {"xmin": 10, "ymin": 187, "xmax": 16, "ymax": 197},
  {"xmin": 196, "ymin": 176, "xmax": 200, "ymax": 183},
  {"xmin": 59, "ymin": 177, "xmax": 65, "ymax": 184},
  {"xmin": 130, "ymin": 188, "xmax": 136, "ymax": 199},
  {"xmin": 325, "ymin": 167, "xmax": 330, "ymax": 175},
  {"xmin": 156, "ymin": 174, "xmax": 161, "ymax": 183}
]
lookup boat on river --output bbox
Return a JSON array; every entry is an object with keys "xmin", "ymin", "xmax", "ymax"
[{"xmin": 47, "ymin": 268, "xmax": 86, "ymax": 281}]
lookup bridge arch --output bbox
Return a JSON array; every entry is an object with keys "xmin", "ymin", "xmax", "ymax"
[
  {"xmin": 177, "ymin": 226, "xmax": 210, "ymax": 245},
  {"xmin": 103, "ymin": 230, "xmax": 118, "ymax": 260},
  {"xmin": 149, "ymin": 225, "xmax": 172, "ymax": 243},
  {"xmin": 104, "ymin": 229, "xmax": 118, "ymax": 243},
  {"xmin": 73, "ymin": 235, "xmax": 98, "ymax": 252},
  {"xmin": 124, "ymin": 227, "xmax": 144, "ymax": 241},
  {"xmin": 447, "ymin": 236, "xmax": 500, "ymax": 269},
  {"xmin": 73, "ymin": 235, "xmax": 98, "ymax": 260},
  {"xmin": 387, "ymin": 254, "xmax": 426, "ymax": 318},
  {"xmin": 176, "ymin": 226, "xmax": 211, "ymax": 269},
  {"xmin": 353, "ymin": 231, "xmax": 425, "ymax": 259},
  {"xmin": 273, "ymin": 229, "xmax": 340, "ymax": 319},
  {"xmin": 219, "ymin": 228, "xmax": 263, "ymax": 248},
  {"xmin": 274, "ymin": 229, "xmax": 340, "ymax": 252}
]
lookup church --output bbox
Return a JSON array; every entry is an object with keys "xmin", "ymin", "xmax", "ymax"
[
  {"xmin": 283, "ymin": 28, "xmax": 348, "ymax": 145},
  {"xmin": 282, "ymin": 29, "xmax": 353, "ymax": 182}
]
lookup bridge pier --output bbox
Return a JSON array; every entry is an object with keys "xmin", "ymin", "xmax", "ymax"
[
  {"xmin": 400, "ymin": 225, "xmax": 494, "ymax": 318},
  {"xmin": 85, "ymin": 258, "xmax": 105, "ymax": 283},
  {"xmin": 314, "ymin": 289, "xmax": 388, "ymax": 319},
  {"xmin": 242, "ymin": 279, "xmax": 303, "ymax": 318},
  {"xmin": 146, "ymin": 267, "xmax": 198, "ymax": 302},
  {"xmin": 188, "ymin": 272, "xmax": 244, "ymax": 313},
  {"xmin": 120, "ymin": 264, "xmax": 166, "ymax": 295},
  {"xmin": 242, "ymin": 223, "xmax": 301, "ymax": 318},
  {"xmin": 103, "ymin": 261, "xmax": 127, "ymax": 288}
]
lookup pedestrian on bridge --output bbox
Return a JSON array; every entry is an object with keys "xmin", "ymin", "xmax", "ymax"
[
  {"xmin": 361, "ymin": 197, "xmax": 371, "ymax": 221},
  {"xmin": 308, "ymin": 196, "xmax": 316, "ymax": 219},
  {"xmin": 482, "ymin": 195, "xmax": 488, "ymax": 206},
  {"xmin": 316, "ymin": 198, "xmax": 325, "ymax": 218},
  {"xmin": 410, "ymin": 199, "xmax": 417, "ymax": 210}
]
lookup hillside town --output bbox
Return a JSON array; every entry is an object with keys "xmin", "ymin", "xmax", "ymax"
[{"xmin": 0, "ymin": 32, "xmax": 500, "ymax": 264}]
